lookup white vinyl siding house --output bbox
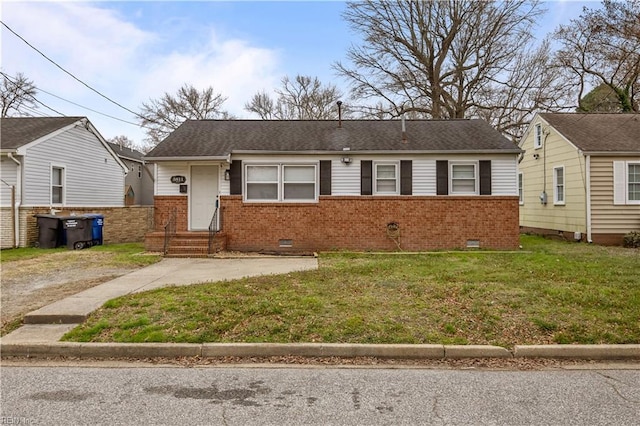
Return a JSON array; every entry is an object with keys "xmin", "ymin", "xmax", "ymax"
[
  {"xmin": 1, "ymin": 117, "xmax": 128, "ymax": 248},
  {"xmin": 20, "ymin": 125, "xmax": 125, "ymax": 207}
]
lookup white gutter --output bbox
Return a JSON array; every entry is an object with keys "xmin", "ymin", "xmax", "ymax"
[
  {"xmin": 7, "ymin": 153, "xmax": 21, "ymax": 248},
  {"xmin": 586, "ymin": 154, "xmax": 592, "ymax": 243},
  {"xmin": 230, "ymin": 149, "xmax": 524, "ymax": 155},
  {"xmin": 143, "ymin": 156, "xmax": 229, "ymax": 162}
]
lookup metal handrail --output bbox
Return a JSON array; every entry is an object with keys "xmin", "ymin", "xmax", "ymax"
[
  {"xmin": 163, "ymin": 208, "xmax": 176, "ymax": 255},
  {"xmin": 207, "ymin": 205, "xmax": 219, "ymax": 255}
]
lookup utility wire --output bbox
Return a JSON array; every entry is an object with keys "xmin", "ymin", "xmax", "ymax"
[
  {"xmin": 1, "ymin": 70, "xmax": 147, "ymax": 128},
  {"xmin": 0, "ymin": 71, "xmax": 64, "ymax": 115},
  {"xmin": 1, "ymin": 20, "xmax": 143, "ymax": 120}
]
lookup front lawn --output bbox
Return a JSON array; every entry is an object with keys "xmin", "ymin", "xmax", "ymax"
[{"xmin": 62, "ymin": 236, "xmax": 640, "ymax": 347}]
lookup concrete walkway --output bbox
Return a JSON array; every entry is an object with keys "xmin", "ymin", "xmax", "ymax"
[
  {"xmin": 2, "ymin": 256, "xmax": 639, "ymax": 362},
  {"xmin": 2, "ymin": 257, "xmax": 318, "ymax": 343}
]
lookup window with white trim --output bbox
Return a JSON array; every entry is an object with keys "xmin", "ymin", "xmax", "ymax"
[
  {"xmin": 629, "ymin": 163, "xmax": 640, "ymax": 202},
  {"xmin": 450, "ymin": 162, "xmax": 477, "ymax": 195},
  {"xmin": 51, "ymin": 166, "xmax": 64, "ymax": 205},
  {"xmin": 534, "ymin": 123, "xmax": 542, "ymax": 149},
  {"xmin": 245, "ymin": 164, "xmax": 317, "ymax": 202},
  {"xmin": 374, "ymin": 162, "xmax": 398, "ymax": 194},
  {"xmin": 553, "ymin": 166, "xmax": 565, "ymax": 205},
  {"xmin": 518, "ymin": 172, "xmax": 524, "ymax": 205}
]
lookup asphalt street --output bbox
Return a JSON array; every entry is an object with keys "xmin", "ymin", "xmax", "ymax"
[{"xmin": 2, "ymin": 364, "xmax": 639, "ymax": 425}]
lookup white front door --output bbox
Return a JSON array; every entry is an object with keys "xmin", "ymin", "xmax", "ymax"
[{"xmin": 190, "ymin": 165, "xmax": 218, "ymax": 230}]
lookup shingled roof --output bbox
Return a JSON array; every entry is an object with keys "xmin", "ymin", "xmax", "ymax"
[
  {"xmin": 145, "ymin": 119, "xmax": 520, "ymax": 159},
  {"xmin": 107, "ymin": 142, "xmax": 145, "ymax": 162},
  {"xmin": 540, "ymin": 113, "xmax": 640, "ymax": 153},
  {"xmin": 1, "ymin": 117, "xmax": 85, "ymax": 150}
]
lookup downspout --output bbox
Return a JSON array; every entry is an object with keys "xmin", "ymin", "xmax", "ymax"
[
  {"xmin": 585, "ymin": 154, "xmax": 592, "ymax": 243},
  {"xmin": 8, "ymin": 153, "xmax": 21, "ymax": 248}
]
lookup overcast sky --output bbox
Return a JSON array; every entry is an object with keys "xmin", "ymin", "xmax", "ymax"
[{"xmin": 1, "ymin": 0, "xmax": 597, "ymax": 146}]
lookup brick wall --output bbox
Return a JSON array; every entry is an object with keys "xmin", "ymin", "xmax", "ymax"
[
  {"xmin": 152, "ymin": 196, "xmax": 188, "ymax": 232},
  {"xmin": 1, "ymin": 207, "xmax": 15, "ymax": 249},
  {"xmin": 218, "ymin": 195, "xmax": 520, "ymax": 252},
  {"xmin": 19, "ymin": 206, "xmax": 154, "ymax": 247}
]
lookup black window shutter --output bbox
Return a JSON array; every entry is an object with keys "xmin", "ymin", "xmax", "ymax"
[
  {"xmin": 436, "ymin": 160, "xmax": 448, "ymax": 195},
  {"xmin": 400, "ymin": 160, "xmax": 412, "ymax": 195},
  {"xmin": 229, "ymin": 160, "xmax": 242, "ymax": 195},
  {"xmin": 319, "ymin": 160, "xmax": 331, "ymax": 195},
  {"xmin": 479, "ymin": 160, "xmax": 492, "ymax": 195},
  {"xmin": 361, "ymin": 160, "xmax": 372, "ymax": 195}
]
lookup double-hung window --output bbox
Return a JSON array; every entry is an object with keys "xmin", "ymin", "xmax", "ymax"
[
  {"xmin": 553, "ymin": 166, "xmax": 565, "ymax": 205},
  {"xmin": 628, "ymin": 163, "xmax": 640, "ymax": 202},
  {"xmin": 245, "ymin": 164, "xmax": 317, "ymax": 202},
  {"xmin": 450, "ymin": 162, "xmax": 477, "ymax": 195},
  {"xmin": 374, "ymin": 162, "xmax": 398, "ymax": 194},
  {"xmin": 51, "ymin": 166, "xmax": 64, "ymax": 205},
  {"xmin": 534, "ymin": 123, "xmax": 542, "ymax": 149},
  {"xmin": 518, "ymin": 172, "xmax": 524, "ymax": 205}
]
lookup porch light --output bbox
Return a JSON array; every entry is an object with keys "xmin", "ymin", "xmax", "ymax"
[
  {"xmin": 224, "ymin": 169, "xmax": 231, "ymax": 180},
  {"xmin": 341, "ymin": 157, "xmax": 352, "ymax": 164}
]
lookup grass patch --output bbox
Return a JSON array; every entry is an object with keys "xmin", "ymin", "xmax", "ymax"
[{"xmin": 62, "ymin": 236, "xmax": 640, "ymax": 347}]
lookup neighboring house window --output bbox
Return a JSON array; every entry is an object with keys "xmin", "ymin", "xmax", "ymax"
[
  {"xmin": 245, "ymin": 164, "xmax": 317, "ymax": 202},
  {"xmin": 518, "ymin": 172, "xmax": 524, "ymax": 205},
  {"xmin": 628, "ymin": 163, "xmax": 640, "ymax": 202},
  {"xmin": 450, "ymin": 162, "xmax": 477, "ymax": 195},
  {"xmin": 51, "ymin": 166, "xmax": 64, "ymax": 205},
  {"xmin": 138, "ymin": 165, "xmax": 142, "ymax": 179},
  {"xmin": 534, "ymin": 123, "xmax": 542, "ymax": 149},
  {"xmin": 374, "ymin": 162, "xmax": 399, "ymax": 194},
  {"xmin": 553, "ymin": 166, "xmax": 565, "ymax": 205}
]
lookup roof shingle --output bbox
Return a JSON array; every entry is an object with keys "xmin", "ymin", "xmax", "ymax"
[
  {"xmin": 146, "ymin": 119, "xmax": 520, "ymax": 158},
  {"xmin": 1, "ymin": 117, "xmax": 85, "ymax": 150},
  {"xmin": 540, "ymin": 113, "xmax": 640, "ymax": 153}
]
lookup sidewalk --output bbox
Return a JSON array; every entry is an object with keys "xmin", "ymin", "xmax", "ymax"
[
  {"xmin": 1, "ymin": 256, "xmax": 639, "ymax": 362},
  {"xmin": 2, "ymin": 257, "xmax": 318, "ymax": 343}
]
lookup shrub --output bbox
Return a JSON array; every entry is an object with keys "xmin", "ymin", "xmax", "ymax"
[{"xmin": 623, "ymin": 231, "xmax": 640, "ymax": 248}]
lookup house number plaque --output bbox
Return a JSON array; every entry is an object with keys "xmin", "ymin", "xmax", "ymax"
[{"xmin": 170, "ymin": 175, "xmax": 186, "ymax": 184}]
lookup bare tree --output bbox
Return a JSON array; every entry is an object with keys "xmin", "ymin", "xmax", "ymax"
[
  {"xmin": 108, "ymin": 135, "xmax": 153, "ymax": 154},
  {"xmin": 245, "ymin": 75, "xmax": 345, "ymax": 119},
  {"xmin": 138, "ymin": 84, "xmax": 230, "ymax": 145},
  {"xmin": 333, "ymin": 0, "xmax": 567, "ymax": 139},
  {"xmin": 472, "ymin": 39, "xmax": 573, "ymax": 141},
  {"xmin": 554, "ymin": 0, "xmax": 640, "ymax": 113},
  {"xmin": 1, "ymin": 72, "xmax": 38, "ymax": 117}
]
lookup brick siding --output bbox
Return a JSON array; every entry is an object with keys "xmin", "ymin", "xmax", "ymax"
[{"xmin": 216, "ymin": 195, "xmax": 520, "ymax": 252}]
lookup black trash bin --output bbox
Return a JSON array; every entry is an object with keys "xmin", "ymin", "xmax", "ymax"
[
  {"xmin": 35, "ymin": 214, "xmax": 63, "ymax": 249},
  {"xmin": 83, "ymin": 214, "xmax": 104, "ymax": 246},
  {"xmin": 62, "ymin": 216, "xmax": 93, "ymax": 250}
]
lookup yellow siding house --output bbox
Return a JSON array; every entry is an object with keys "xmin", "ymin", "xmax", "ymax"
[{"xmin": 519, "ymin": 113, "xmax": 640, "ymax": 245}]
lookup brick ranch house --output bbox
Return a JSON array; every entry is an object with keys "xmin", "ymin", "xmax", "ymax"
[{"xmin": 144, "ymin": 119, "xmax": 522, "ymax": 255}]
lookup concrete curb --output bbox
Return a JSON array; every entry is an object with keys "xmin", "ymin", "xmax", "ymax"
[
  {"xmin": 2, "ymin": 342, "xmax": 639, "ymax": 360},
  {"xmin": 514, "ymin": 344, "xmax": 640, "ymax": 360}
]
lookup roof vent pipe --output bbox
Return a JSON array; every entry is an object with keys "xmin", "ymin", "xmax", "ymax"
[
  {"xmin": 401, "ymin": 114, "xmax": 407, "ymax": 144},
  {"xmin": 337, "ymin": 101, "xmax": 342, "ymax": 128}
]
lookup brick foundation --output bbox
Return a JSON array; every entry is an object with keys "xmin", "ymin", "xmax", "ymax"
[
  {"xmin": 216, "ymin": 195, "xmax": 520, "ymax": 252},
  {"xmin": 17, "ymin": 206, "xmax": 154, "ymax": 248}
]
